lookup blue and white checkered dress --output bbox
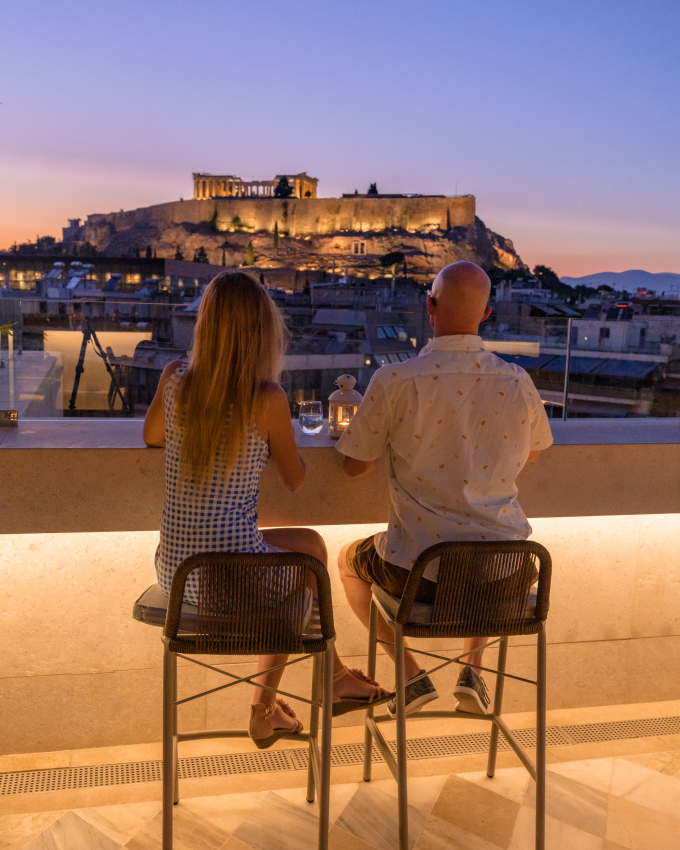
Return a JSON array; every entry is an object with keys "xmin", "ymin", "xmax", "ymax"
[{"xmin": 155, "ymin": 365, "xmax": 282, "ymax": 604}]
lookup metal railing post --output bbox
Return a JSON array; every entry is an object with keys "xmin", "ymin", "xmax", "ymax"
[{"xmin": 562, "ymin": 318, "xmax": 572, "ymax": 421}]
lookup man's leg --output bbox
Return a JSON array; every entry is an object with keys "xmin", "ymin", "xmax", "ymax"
[
  {"xmin": 338, "ymin": 542, "xmax": 421, "ymax": 681},
  {"xmin": 461, "ymin": 637, "xmax": 487, "ymax": 674}
]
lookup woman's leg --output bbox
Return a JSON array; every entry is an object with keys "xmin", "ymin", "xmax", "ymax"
[{"xmin": 260, "ymin": 527, "xmax": 387, "ymax": 706}]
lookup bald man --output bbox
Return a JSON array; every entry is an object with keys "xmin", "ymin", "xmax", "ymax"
[{"xmin": 336, "ymin": 262, "xmax": 553, "ymax": 715}]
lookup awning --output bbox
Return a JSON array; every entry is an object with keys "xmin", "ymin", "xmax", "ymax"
[
  {"xmin": 591, "ymin": 360, "xmax": 660, "ymax": 379},
  {"xmin": 539, "ymin": 356, "xmax": 603, "ymax": 375},
  {"xmin": 494, "ymin": 353, "xmax": 558, "ymax": 371}
]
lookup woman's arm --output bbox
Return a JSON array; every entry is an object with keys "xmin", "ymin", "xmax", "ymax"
[
  {"xmin": 142, "ymin": 360, "xmax": 185, "ymax": 447},
  {"xmin": 263, "ymin": 385, "xmax": 306, "ymax": 492}
]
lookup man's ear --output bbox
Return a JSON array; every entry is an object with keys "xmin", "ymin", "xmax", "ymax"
[
  {"xmin": 427, "ymin": 296, "xmax": 436, "ymax": 317},
  {"xmin": 482, "ymin": 304, "xmax": 492, "ymax": 321}
]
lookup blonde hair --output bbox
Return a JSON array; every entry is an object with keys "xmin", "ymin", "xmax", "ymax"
[{"xmin": 176, "ymin": 271, "xmax": 288, "ymax": 479}]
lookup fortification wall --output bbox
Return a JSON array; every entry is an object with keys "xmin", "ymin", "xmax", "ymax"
[{"xmin": 87, "ymin": 195, "xmax": 475, "ymax": 236}]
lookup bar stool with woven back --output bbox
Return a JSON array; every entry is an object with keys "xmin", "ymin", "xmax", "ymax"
[
  {"xmin": 132, "ymin": 551, "xmax": 336, "ymax": 850},
  {"xmin": 362, "ymin": 540, "xmax": 552, "ymax": 850}
]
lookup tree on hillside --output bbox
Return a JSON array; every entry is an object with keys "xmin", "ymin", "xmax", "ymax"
[
  {"xmin": 209, "ymin": 208, "xmax": 219, "ymax": 232},
  {"xmin": 533, "ymin": 265, "xmax": 561, "ymax": 290},
  {"xmin": 273, "ymin": 221, "xmax": 279, "ymax": 250},
  {"xmin": 145, "ymin": 245, "xmax": 152, "ymax": 259},
  {"xmin": 274, "ymin": 176, "xmax": 294, "ymax": 198},
  {"xmin": 367, "ymin": 182, "xmax": 378, "ymax": 195},
  {"xmin": 244, "ymin": 241, "xmax": 255, "ymax": 266},
  {"xmin": 379, "ymin": 251, "xmax": 405, "ymax": 272},
  {"xmin": 193, "ymin": 246, "xmax": 209, "ymax": 263},
  {"xmin": 174, "ymin": 246, "xmax": 184, "ymax": 260}
]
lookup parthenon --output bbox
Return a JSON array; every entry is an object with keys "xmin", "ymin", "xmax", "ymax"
[{"xmin": 193, "ymin": 172, "xmax": 318, "ymax": 200}]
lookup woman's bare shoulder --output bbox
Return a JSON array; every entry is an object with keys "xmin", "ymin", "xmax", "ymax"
[{"xmin": 260, "ymin": 381, "xmax": 287, "ymax": 406}]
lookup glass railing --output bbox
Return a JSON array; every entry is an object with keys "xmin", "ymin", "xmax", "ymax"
[{"xmin": 1, "ymin": 295, "xmax": 679, "ymax": 421}]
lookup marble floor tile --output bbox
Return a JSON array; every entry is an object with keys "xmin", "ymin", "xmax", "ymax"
[
  {"xmin": 233, "ymin": 791, "xmax": 320, "ymax": 850},
  {"xmin": 605, "ymin": 794, "xmax": 680, "ymax": 850},
  {"xmin": 179, "ymin": 792, "xmax": 267, "ymax": 835},
  {"xmin": 0, "ymin": 753, "xmax": 69, "ymax": 774},
  {"xmin": 368, "ymin": 774, "xmax": 448, "ymax": 817},
  {"xmin": 22, "ymin": 810, "xmax": 120, "ymax": 850},
  {"xmin": 546, "ymin": 758, "xmax": 614, "ymax": 794},
  {"xmin": 431, "ymin": 775, "xmax": 521, "ymax": 849},
  {"xmin": 547, "ymin": 736, "xmax": 670, "ymax": 763},
  {"xmin": 73, "ymin": 802, "xmax": 161, "ymax": 845},
  {"xmin": 0, "ymin": 788, "xmax": 91, "ymax": 817},
  {"xmin": 336, "ymin": 783, "xmax": 428, "ymax": 850},
  {"xmin": 610, "ymin": 759, "xmax": 661, "ymax": 798},
  {"xmin": 0, "ymin": 811, "xmax": 64, "ymax": 848},
  {"xmin": 610, "ymin": 758, "xmax": 680, "ymax": 821},
  {"xmin": 273, "ymin": 783, "xmax": 360, "ymax": 826},
  {"xmin": 124, "ymin": 806, "xmax": 229, "ymax": 850},
  {"xmin": 508, "ymin": 805, "xmax": 603, "ymax": 850},
  {"xmin": 455, "ymin": 768, "xmax": 531, "ymax": 805},
  {"xmin": 221, "ymin": 838, "xmax": 252, "ymax": 850},
  {"xmin": 414, "ymin": 813, "xmax": 505, "ymax": 850},
  {"xmin": 328, "ymin": 825, "xmax": 375, "ymax": 850},
  {"xmin": 524, "ymin": 771, "xmax": 609, "ymax": 838},
  {"xmin": 622, "ymin": 749, "xmax": 680, "ymax": 777}
]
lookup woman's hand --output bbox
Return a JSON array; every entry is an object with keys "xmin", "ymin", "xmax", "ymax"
[{"xmin": 142, "ymin": 360, "xmax": 185, "ymax": 447}]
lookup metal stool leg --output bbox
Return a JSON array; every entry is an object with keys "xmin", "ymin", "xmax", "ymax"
[
  {"xmin": 394, "ymin": 624, "xmax": 409, "ymax": 850},
  {"xmin": 172, "ymin": 650, "xmax": 179, "ymax": 805},
  {"xmin": 487, "ymin": 636, "xmax": 508, "ymax": 778},
  {"xmin": 307, "ymin": 652, "xmax": 322, "ymax": 803},
  {"xmin": 162, "ymin": 637, "xmax": 176, "ymax": 850},
  {"xmin": 317, "ymin": 639, "xmax": 335, "ymax": 850},
  {"xmin": 536, "ymin": 627, "xmax": 547, "ymax": 850},
  {"xmin": 363, "ymin": 601, "xmax": 379, "ymax": 783}
]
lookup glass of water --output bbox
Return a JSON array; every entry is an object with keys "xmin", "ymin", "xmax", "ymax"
[{"xmin": 298, "ymin": 401, "xmax": 323, "ymax": 434}]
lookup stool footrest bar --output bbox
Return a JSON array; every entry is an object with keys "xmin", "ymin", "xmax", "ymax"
[
  {"xmin": 494, "ymin": 716, "xmax": 536, "ymax": 780},
  {"xmin": 365, "ymin": 718, "xmax": 398, "ymax": 782}
]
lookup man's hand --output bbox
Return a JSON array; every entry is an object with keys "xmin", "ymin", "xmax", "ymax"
[
  {"xmin": 527, "ymin": 450, "xmax": 542, "ymax": 463},
  {"xmin": 342, "ymin": 455, "xmax": 378, "ymax": 478}
]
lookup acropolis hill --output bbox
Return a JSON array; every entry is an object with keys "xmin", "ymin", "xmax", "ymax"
[{"xmin": 67, "ymin": 172, "xmax": 524, "ymax": 280}]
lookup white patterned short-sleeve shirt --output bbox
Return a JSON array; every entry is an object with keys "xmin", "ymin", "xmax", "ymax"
[{"xmin": 336, "ymin": 334, "xmax": 553, "ymax": 581}]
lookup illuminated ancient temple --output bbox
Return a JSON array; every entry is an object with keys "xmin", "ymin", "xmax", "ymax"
[{"xmin": 193, "ymin": 171, "xmax": 318, "ymax": 199}]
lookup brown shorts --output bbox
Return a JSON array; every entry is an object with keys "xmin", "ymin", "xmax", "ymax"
[{"xmin": 344, "ymin": 536, "xmax": 436, "ymax": 604}]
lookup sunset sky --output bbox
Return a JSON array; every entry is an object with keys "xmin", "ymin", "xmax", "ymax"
[{"xmin": 1, "ymin": 0, "xmax": 678, "ymax": 277}]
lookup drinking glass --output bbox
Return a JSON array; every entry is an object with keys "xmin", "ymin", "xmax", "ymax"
[{"xmin": 298, "ymin": 401, "xmax": 323, "ymax": 434}]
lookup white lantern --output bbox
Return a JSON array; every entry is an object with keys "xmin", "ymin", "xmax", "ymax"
[{"xmin": 328, "ymin": 375, "xmax": 363, "ymax": 439}]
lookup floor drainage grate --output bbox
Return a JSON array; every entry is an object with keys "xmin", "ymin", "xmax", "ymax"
[{"xmin": 1, "ymin": 715, "xmax": 677, "ymax": 796}]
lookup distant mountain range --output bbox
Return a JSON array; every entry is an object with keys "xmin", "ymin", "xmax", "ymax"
[{"xmin": 560, "ymin": 270, "xmax": 680, "ymax": 295}]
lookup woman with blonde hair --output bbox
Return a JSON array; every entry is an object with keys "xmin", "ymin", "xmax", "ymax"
[{"xmin": 144, "ymin": 272, "xmax": 389, "ymax": 748}]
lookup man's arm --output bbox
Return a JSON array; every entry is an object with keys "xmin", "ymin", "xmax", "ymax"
[
  {"xmin": 527, "ymin": 450, "xmax": 543, "ymax": 463},
  {"xmin": 342, "ymin": 455, "xmax": 379, "ymax": 478}
]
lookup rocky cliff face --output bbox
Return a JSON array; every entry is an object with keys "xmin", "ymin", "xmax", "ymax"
[{"xmin": 74, "ymin": 214, "xmax": 523, "ymax": 278}]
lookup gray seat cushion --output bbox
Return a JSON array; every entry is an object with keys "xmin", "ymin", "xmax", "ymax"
[
  {"xmin": 371, "ymin": 583, "xmax": 538, "ymax": 627},
  {"xmin": 132, "ymin": 583, "xmax": 317, "ymax": 636}
]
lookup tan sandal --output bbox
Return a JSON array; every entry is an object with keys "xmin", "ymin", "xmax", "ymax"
[
  {"xmin": 249, "ymin": 699, "xmax": 303, "ymax": 750},
  {"xmin": 332, "ymin": 667, "xmax": 393, "ymax": 717}
]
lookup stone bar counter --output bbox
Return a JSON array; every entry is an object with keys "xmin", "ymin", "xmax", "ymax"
[{"xmin": 1, "ymin": 418, "xmax": 679, "ymax": 756}]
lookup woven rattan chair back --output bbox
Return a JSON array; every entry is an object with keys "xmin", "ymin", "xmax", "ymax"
[
  {"xmin": 164, "ymin": 551, "xmax": 334, "ymax": 656},
  {"xmin": 396, "ymin": 540, "xmax": 552, "ymax": 639}
]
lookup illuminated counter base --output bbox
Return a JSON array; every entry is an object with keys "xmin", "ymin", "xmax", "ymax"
[{"xmin": 1, "ymin": 419, "xmax": 679, "ymax": 755}]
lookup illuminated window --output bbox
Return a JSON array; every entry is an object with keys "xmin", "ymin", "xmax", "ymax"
[
  {"xmin": 126, "ymin": 273, "xmax": 141, "ymax": 284},
  {"xmin": 352, "ymin": 241, "xmax": 366, "ymax": 255}
]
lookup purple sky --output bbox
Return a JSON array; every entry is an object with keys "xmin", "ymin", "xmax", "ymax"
[{"xmin": 1, "ymin": 0, "xmax": 678, "ymax": 276}]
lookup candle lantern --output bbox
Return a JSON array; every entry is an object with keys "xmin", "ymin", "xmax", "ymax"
[{"xmin": 328, "ymin": 375, "xmax": 363, "ymax": 439}]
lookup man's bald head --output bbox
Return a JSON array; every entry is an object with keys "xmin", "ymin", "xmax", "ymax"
[{"xmin": 428, "ymin": 262, "xmax": 491, "ymax": 337}]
